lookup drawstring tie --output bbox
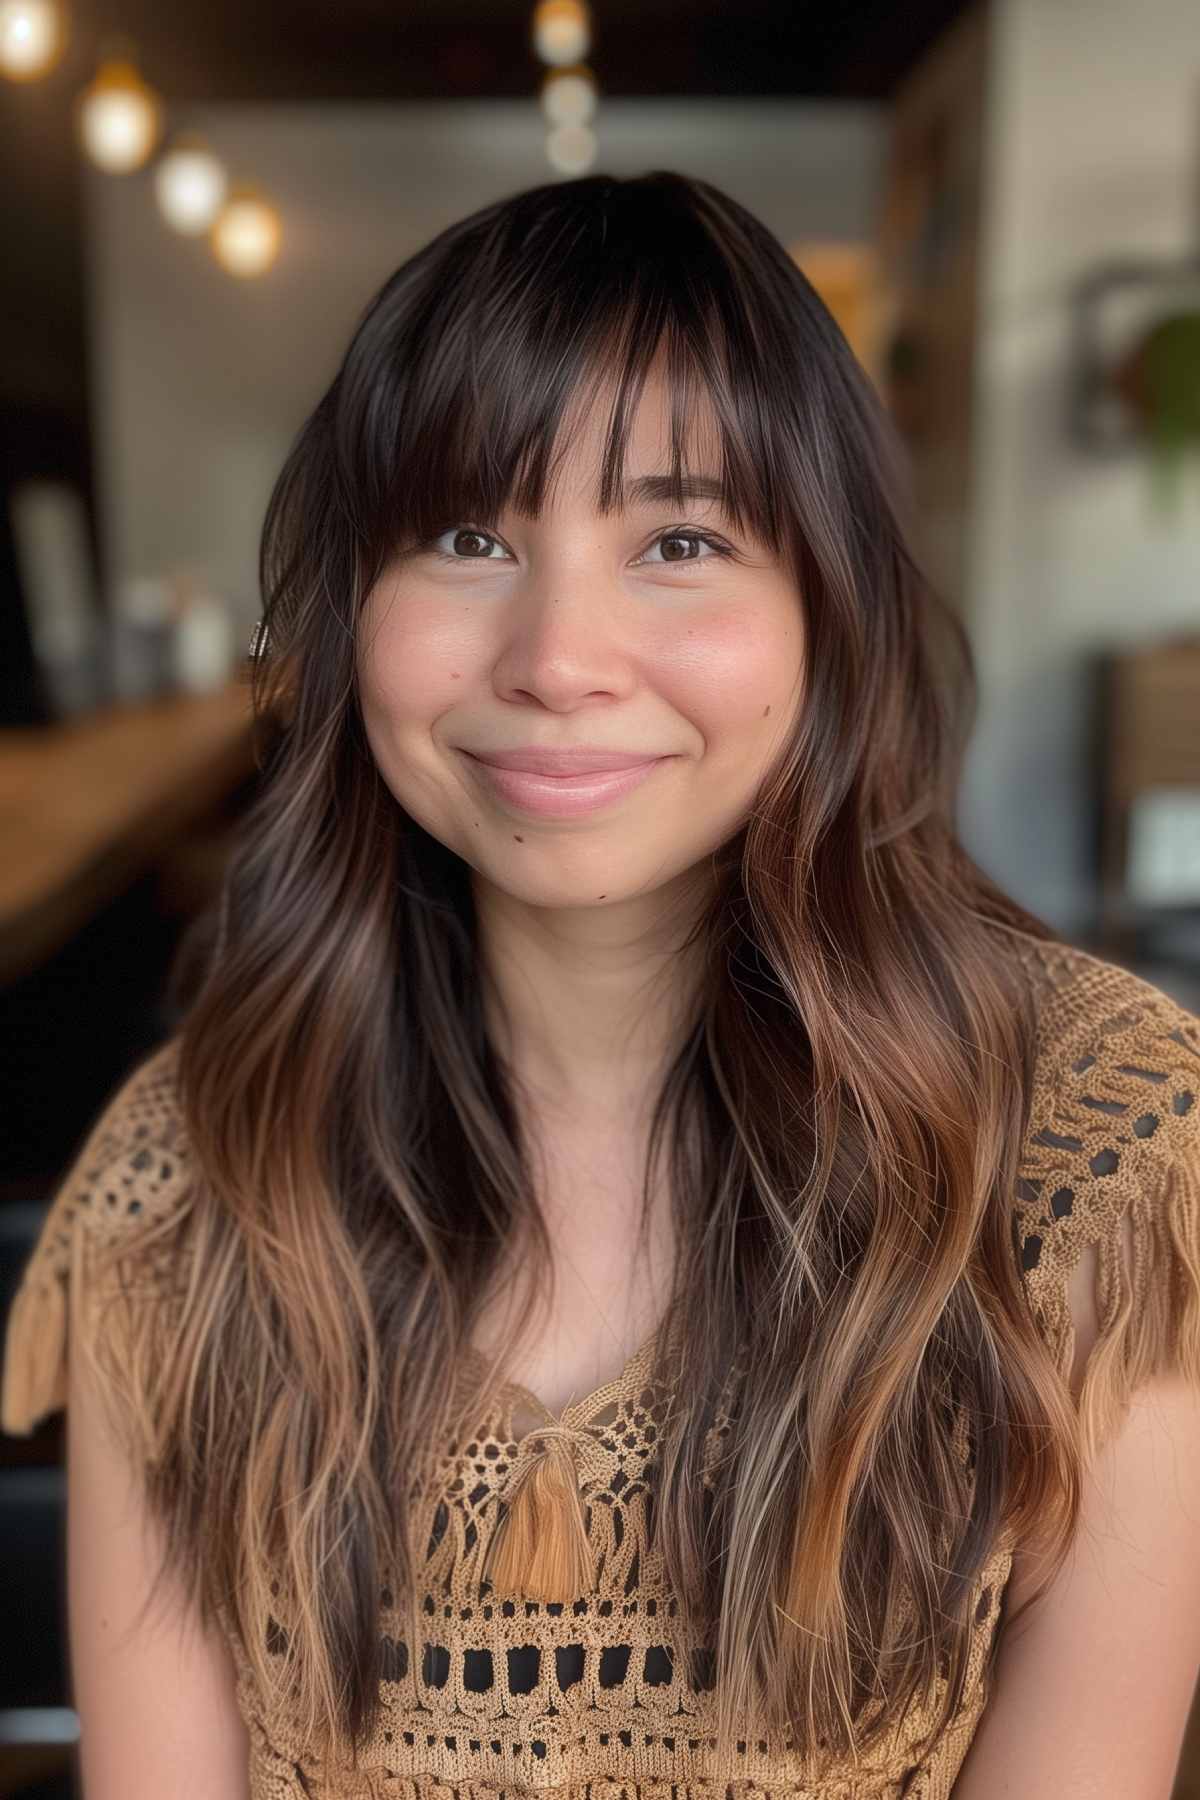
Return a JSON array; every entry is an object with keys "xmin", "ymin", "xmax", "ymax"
[{"xmin": 483, "ymin": 1420, "xmax": 613, "ymax": 1602}]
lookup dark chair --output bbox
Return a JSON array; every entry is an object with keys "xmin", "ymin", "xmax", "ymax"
[{"xmin": 0, "ymin": 1202, "xmax": 77, "ymax": 1798}]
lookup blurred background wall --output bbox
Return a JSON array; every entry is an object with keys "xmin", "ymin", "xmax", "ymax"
[{"xmin": 961, "ymin": 0, "xmax": 1200, "ymax": 942}]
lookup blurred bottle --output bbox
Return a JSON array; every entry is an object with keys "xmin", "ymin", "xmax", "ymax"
[
  {"xmin": 109, "ymin": 573, "xmax": 175, "ymax": 702},
  {"xmin": 169, "ymin": 572, "xmax": 236, "ymax": 693},
  {"xmin": 10, "ymin": 479, "xmax": 106, "ymax": 718}
]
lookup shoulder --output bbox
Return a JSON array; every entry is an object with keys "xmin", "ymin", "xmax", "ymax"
[
  {"xmin": 1011, "ymin": 938, "xmax": 1200, "ymax": 1459},
  {"xmin": 1014, "ymin": 939, "xmax": 1198, "ymax": 1281},
  {"xmin": 1, "ymin": 1034, "xmax": 195, "ymax": 1438}
]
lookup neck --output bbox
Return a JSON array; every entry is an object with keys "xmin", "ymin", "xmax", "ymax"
[{"xmin": 473, "ymin": 865, "xmax": 712, "ymax": 1118}]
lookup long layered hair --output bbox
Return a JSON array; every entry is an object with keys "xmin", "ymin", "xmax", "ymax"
[{"xmin": 101, "ymin": 171, "xmax": 1082, "ymax": 1775}]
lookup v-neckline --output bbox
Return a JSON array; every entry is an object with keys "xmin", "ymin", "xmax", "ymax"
[{"xmin": 463, "ymin": 1317, "xmax": 666, "ymax": 1445}]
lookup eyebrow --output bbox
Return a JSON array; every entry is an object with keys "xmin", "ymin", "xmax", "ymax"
[{"xmin": 621, "ymin": 473, "xmax": 729, "ymax": 509}]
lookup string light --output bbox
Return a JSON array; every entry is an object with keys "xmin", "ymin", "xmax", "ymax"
[
  {"xmin": 155, "ymin": 134, "xmax": 228, "ymax": 235},
  {"xmin": 77, "ymin": 48, "xmax": 163, "ymax": 173},
  {"xmin": 531, "ymin": 0, "xmax": 590, "ymax": 67},
  {"xmin": 211, "ymin": 185, "xmax": 282, "ymax": 277},
  {"xmin": 540, "ymin": 65, "xmax": 597, "ymax": 127},
  {"xmin": 0, "ymin": 0, "xmax": 66, "ymax": 80}
]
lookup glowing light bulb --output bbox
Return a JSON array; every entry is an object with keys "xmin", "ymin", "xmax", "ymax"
[
  {"xmin": 540, "ymin": 65, "xmax": 597, "ymax": 127},
  {"xmin": 545, "ymin": 122, "xmax": 596, "ymax": 176},
  {"xmin": 77, "ymin": 55, "xmax": 163, "ymax": 173},
  {"xmin": 531, "ymin": 0, "xmax": 590, "ymax": 67},
  {"xmin": 0, "ymin": 0, "xmax": 66, "ymax": 80},
  {"xmin": 155, "ymin": 137, "xmax": 228, "ymax": 235},
  {"xmin": 211, "ymin": 189, "xmax": 281, "ymax": 278}
]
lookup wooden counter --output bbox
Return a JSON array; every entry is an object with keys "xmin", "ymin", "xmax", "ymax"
[{"xmin": 0, "ymin": 677, "xmax": 258, "ymax": 986}]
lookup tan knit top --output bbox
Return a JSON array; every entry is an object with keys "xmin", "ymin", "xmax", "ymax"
[{"xmin": 4, "ymin": 937, "xmax": 1200, "ymax": 1800}]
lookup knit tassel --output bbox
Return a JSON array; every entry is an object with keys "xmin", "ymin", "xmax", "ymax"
[{"xmin": 484, "ymin": 1433, "xmax": 596, "ymax": 1601}]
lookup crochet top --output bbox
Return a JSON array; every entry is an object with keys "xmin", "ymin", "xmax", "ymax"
[{"xmin": 3, "ymin": 937, "xmax": 1200, "ymax": 1800}]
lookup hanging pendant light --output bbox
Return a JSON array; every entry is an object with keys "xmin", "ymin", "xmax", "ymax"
[
  {"xmin": 531, "ymin": 0, "xmax": 590, "ymax": 67},
  {"xmin": 211, "ymin": 183, "xmax": 282, "ymax": 278},
  {"xmin": 540, "ymin": 64, "xmax": 597, "ymax": 127},
  {"xmin": 77, "ymin": 45, "xmax": 163, "ymax": 173},
  {"xmin": 155, "ymin": 134, "xmax": 228, "ymax": 235},
  {"xmin": 0, "ymin": 0, "xmax": 67, "ymax": 81},
  {"xmin": 545, "ymin": 122, "xmax": 596, "ymax": 176}
]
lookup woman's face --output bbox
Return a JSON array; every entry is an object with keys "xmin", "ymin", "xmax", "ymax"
[{"xmin": 357, "ymin": 367, "xmax": 805, "ymax": 914}]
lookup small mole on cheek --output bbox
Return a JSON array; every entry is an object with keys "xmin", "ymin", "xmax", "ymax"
[
  {"xmin": 763, "ymin": 704, "xmax": 771, "ymax": 717},
  {"xmin": 513, "ymin": 834, "xmax": 524, "ymax": 842},
  {"xmin": 597, "ymin": 894, "xmax": 606, "ymax": 900},
  {"xmin": 450, "ymin": 671, "xmax": 461, "ymax": 679}
]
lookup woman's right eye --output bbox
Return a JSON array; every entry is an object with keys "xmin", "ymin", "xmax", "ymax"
[{"xmin": 430, "ymin": 526, "xmax": 511, "ymax": 561}]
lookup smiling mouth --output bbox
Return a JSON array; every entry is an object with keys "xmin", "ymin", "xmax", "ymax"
[
  {"xmin": 461, "ymin": 751, "xmax": 671, "ymax": 817},
  {"xmin": 465, "ymin": 749, "xmax": 668, "ymax": 776}
]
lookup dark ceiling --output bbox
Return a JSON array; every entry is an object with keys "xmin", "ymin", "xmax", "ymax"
[{"xmin": 20, "ymin": 0, "xmax": 972, "ymax": 102}]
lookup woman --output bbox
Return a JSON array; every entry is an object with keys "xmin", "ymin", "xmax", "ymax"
[{"xmin": 5, "ymin": 170, "xmax": 1200, "ymax": 1800}]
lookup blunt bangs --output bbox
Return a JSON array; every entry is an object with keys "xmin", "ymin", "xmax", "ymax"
[{"xmin": 331, "ymin": 172, "xmax": 813, "ymax": 593}]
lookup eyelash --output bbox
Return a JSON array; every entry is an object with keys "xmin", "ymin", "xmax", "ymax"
[{"xmin": 425, "ymin": 526, "xmax": 735, "ymax": 566}]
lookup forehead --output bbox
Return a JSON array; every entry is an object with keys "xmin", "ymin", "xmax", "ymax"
[{"xmin": 532, "ymin": 357, "xmax": 725, "ymax": 513}]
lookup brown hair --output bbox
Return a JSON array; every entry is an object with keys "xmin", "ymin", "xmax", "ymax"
[{"xmin": 95, "ymin": 169, "xmax": 1081, "ymax": 1781}]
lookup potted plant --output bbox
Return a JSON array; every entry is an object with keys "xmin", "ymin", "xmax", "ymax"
[{"xmin": 1112, "ymin": 308, "xmax": 1200, "ymax": 516}]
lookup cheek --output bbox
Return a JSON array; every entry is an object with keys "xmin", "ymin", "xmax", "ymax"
[
  {"xmin": 358, "ymin": 590, "xmax": 469, "ymax": 726},
  {"xmin": 357, "ymin": 626, "xmax": 461, "ymax": 830},
  {"xmin": 657, "ymin": 604, "xmax": 803, "ymax": 734}
]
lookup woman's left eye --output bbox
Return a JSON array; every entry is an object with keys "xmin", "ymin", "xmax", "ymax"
[{"xmin": 636, "ymin": 530, "xmax": 731, "ymax": 565}]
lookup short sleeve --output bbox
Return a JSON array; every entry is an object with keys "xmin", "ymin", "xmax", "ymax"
[
  {"xmin": 1, "ymin": 1036, "xmax": 193, "ymax": 1440},
  {"xmin": 1015, "ymin": 956, "xmax": 1200, "ymax": 1465}
]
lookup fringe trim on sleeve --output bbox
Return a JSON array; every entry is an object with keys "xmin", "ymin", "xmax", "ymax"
[
  {"xmin": 2, "ymin": 1200, "xmax": 147, "ymax": 1442},
  {"xmin": 1, "ymin": 1254, "xmax": 69, "ymax": 1435},
  {"xmin": 1, "ymin": 1039, "xmax": 191, "ymax": 1441},
  {"xmin": 1056, "ymin": 1152, "xmax": 1200, "ymax": 1465},
  {"xmin": 1016, "ymin": 959, "xmax": 1200, "ymax": 1469}
]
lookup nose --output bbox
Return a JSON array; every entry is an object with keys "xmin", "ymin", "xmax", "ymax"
[{"xmin": 489, "ymin": 563, "xmax": 640, "ymax": 711}]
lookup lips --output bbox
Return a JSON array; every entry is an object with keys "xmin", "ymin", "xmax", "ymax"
[
  {"xmin": 467, "ymin": 748, "xmax": 663, "ymax": 776},
  {"xmin": 462, "ymin": 749, "xmax": 671, "ymax": 818}
]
